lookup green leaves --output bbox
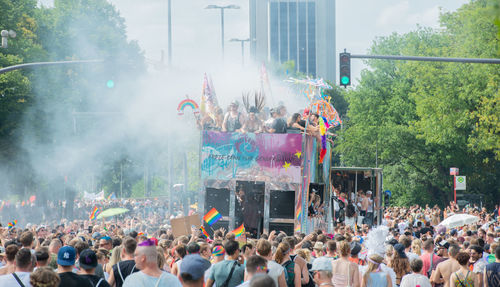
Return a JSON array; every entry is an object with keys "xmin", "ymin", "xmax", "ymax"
[{"xmin": 337, "ymin": 0, "xmax": 500, "ymax": 207}]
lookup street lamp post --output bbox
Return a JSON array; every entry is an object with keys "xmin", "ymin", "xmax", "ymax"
[
  {"xmin": 1, "ymin": 30, "xmax": 16, "ymax": 48},
  {"xmin": 205, "ymin": 4, "xmax": 240, "ymax": 60},
  {"xmin": 230, "ymin": 38, "xmax": 250, "ymax": 66}
]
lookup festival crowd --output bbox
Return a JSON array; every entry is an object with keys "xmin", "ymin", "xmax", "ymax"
[
  {"xmin": 0, "ymin": 200, "xmax": 498, "ymax": 287},
  {"xmin": 198, "ymin": 97, "xmax": 333, "ymax": 141}
]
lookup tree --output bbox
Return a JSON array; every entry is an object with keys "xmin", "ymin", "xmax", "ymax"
[{"xmin": 336, "ymin": 0, "xmax": 499, "ymax": 207}]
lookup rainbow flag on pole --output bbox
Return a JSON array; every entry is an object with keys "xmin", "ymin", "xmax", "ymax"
[
  {"xmin": 7, "ymin": 220, "xmax": 17, "ymax": 229},
  {"xmin": 89, "ymin": 206, "xmax": 100, "ymax": 220},
  {"xmin": 200, "ymin": 226, "xmax": 210, "ymax": 239},
  {"xmin": 203, "ymin": 208, "xmax": 222, "ymax": 226},
  {"xmin": 232, "ymin": 224, "xmax": 245, "ymax": 238}
]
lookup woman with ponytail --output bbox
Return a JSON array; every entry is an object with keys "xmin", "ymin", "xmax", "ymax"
[
  {"xmin": 362, "ymin": 254, "xmax": 392, "ymax": 287},
  {"xmin": 274, "ymin": 242, "xmax": 301, "ymax": 287}
]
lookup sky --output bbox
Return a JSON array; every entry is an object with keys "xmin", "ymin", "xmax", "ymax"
[{"xmin": 38, "ymin": 0, "xmax": 470, "ymax": 86}]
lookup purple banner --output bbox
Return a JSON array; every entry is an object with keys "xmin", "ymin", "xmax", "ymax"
[{"xmin": 201, "ymin": 131, "xmax": 302, "ymax": 183}]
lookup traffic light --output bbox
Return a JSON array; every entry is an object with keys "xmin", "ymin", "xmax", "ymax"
[
  {"xmin": 339, "ymin": 52, "xmax": 351, "ymax": 87},
  {"xmin": 106, "ymin": 79, "xmax": 115, "ymax": 88}
]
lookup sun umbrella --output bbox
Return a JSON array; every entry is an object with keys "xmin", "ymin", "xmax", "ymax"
[
  {"xmin": 439, "ymin": 213, "xmax": 479, "ymax": 229},
  {"xmin": 96, "ymin": 207, "xmax": 129, "ymax": 219}
]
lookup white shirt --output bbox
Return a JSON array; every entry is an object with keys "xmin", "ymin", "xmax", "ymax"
[
  {"xmin": 267, "ymin": 260, "xmax": 284, "ymax": 287},
  {"xmin": 0, "ymin": 271, "xmax": 32, "ymax": 287},
  {"xmin": 123, "ymin": 271, "xmax": 182, "ymax": 287},
  {"xmin": 400, "ymin": 273, "xmax": 431, "ymax": 287}
]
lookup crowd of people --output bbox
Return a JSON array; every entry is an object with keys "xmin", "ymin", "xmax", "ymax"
[
  {"xmin": 198, "ymin": 99, "xmax": 330, "ymax": 138},
  {"xmin": 0, "ymin": 200, "xmax": 498, "ymax": 287}
]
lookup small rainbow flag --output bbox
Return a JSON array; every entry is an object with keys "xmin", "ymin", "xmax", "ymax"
[
  {"xmin": 203, "ymin": 208, "xmax": 222, "ymax": 226},
  {"xmin": 89, "ymin": 206, "xmax": 100, "ymax": 220},
  {"xmin": 107, "ymin": 192, "xmax": 116, "ymax": 200},
  {"xmin": 138, "ymin": 232, "xmax": 144, "ymax": 236},
  {"xmin": 200, "ymin": 226, "xmax": 210, "ymax": 239},
  {"xmin": 232, "ymin": 224, "xmax": 245, "ymax": 238},
  {"xmin": 7, "ymin": 220, "xmax": 17, "ymax": 229}
]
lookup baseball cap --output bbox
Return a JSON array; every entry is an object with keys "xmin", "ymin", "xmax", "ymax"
[
  {"xmin": 310, "ymin": 257, "xmax": 332, "ymax": 272},
  {"xmin": 79, "ymin": 249, "xmax": 98, "ymax": 270},
  {"xmin": 36, "ymin": 225, "xmax": 46, "ymax": 232},
  {"xmin": 180, "ymin": 254, "xmax": 211, "ymax": 280},
  {"xmin": 57, "ymin": 246, "xmax": 76, "ymax": 266},
  {"xmin": 393, "ymin": 243, "xmax": 407, "ymax": 259},
  {"xmin": 92, "ymin": 232, "xmax": 101, "ymax": 239}
]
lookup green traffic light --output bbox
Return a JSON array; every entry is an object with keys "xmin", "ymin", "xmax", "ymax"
[
  {"xmin": 341, "ymin": 76, "xmax": 350, "ymax": 85},
  {"xmin": 106, "ymin": 80, "xmax": 115, "ymax": 88}
]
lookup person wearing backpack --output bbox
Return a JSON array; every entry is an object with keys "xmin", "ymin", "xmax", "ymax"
[
  {"xmin": 274, "ymin": 242, "xmax": 300, "ymax": 287},
  {"xmin": 206, "ymin": 240, "xmax": 245, "ymax": 287}
]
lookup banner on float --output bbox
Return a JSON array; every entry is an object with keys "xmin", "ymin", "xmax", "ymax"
[{"xmin": 201, "ymin": 131, "xmax": 302, "ymax": 183}]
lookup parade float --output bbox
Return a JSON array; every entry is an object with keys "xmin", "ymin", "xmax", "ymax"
[{"xmin": 180, "ymin": 71, "xmax": 382, "ymax": 236}]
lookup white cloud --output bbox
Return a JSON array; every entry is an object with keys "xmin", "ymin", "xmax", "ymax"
[
  {"xmin": 406, "ymin": 5, "xmax": 441, "ymax": 28},
  {"xmin": 376, "ymin": 1, "xmax": 410, "ymax": 28}
]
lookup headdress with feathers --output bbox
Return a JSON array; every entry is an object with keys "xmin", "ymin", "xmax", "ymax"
[
  {"xmin": 364, "ymin": 225, "xmax": 389, "ymax": 256},
  {"xmin": 242, "ymin": 91, "xmax": 265, "ymax": 114}
]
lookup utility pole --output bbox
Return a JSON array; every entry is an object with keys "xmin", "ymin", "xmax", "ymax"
[
  {"xmin": 230, "ymin": 38, "xmax": 250, "ymax": 66},
  {"xmin": 206, "ymin": 4, "xmax": 240, "ymax": 60}
]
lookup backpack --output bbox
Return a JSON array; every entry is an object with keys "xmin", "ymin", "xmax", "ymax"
[
  {"xmin": 282, "ymin": 260, "xmax": 295, "ymax": 287},
  {"xmin": 302, "ymin": 262, "xmax": 315, "ymax": 287}
]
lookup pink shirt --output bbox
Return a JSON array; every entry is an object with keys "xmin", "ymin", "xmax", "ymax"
[{"xmin": 419, "ymin": 252, "xmax": 443, "ymax": 277}]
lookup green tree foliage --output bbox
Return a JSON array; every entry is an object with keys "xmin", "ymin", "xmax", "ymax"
[
  {"xmin": 337, "ymin": 0, "xmax": 499, "ymax": 207},
  {"xmin": 0, "ymin": 0, "xmax": 146, "ymax": 199}
]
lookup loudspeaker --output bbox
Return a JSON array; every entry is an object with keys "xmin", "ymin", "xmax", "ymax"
[
  {"xmin": 270, "ymin": 190, "xmax": 295, "ymax": 219},
  {"xmin": 205, "ymin": 188, "xmax": 230, "ymax": 216}
]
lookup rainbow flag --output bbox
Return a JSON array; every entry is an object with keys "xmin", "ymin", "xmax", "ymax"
[
  {"xmin": 7, "ymin": 220, "xmax": 17, "ymax": 229},
  {"xmin": 232, "ymin": 224, "xmax": 245, "ymax": 238},
  {"xmin": 89, "ymin": 206, "xmax": 100, "ymax": 220},
  {"xmin": 203, "ymin": 208, "xmax": 222, "ymax": 226},
  {"xmin": 107, "ymin": 192, "xmax": 116, "ymax": 200},
  {"xmin": 200, "ymin": 226, "xmax": 210, "ymax": 239}
]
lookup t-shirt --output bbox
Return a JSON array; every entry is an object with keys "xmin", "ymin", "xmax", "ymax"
[
  {"xmin": 485, "ymin": 262, "xmax": 500, "ymax": 287},
  {"xmin": 122, "ymin": 271, "xmax": 182, "ymax": 287},
  {"xmin": 267, "ymin": 259, "xmax": 285, "ymax": 287},
  {"xmin": 58, "ymin": 272, "xmax": 93, "ymax": 287},
  {"xmin": 420, "ymin": 253, "xmax": 443, "ymax": 277},
  {"xmin": 400, "ymin": 273, "xmax": 431, "ymax": 287},
  {"xmin": 80, "ymin": 274, "xmax": 111, "ymax": 287},
  {"xmin": 0, "ymin": 272, "xmax": 32, "ymax": 287},
  {"xmin": 271, "ymin": 118, "xmax": 287, "ymax": 134},
  {"xmin": 112, "ymin": 260, "xmax": 139, "ymax": 287},
  {"xmin": 209, "ymin": 260, "xmax": 245, "ymax": 287},
  {"xmin": 472, "ymin": 259, "xmax": 487, "ymax": 274}
]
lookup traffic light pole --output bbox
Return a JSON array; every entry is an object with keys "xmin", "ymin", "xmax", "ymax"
[
  {"xmin": 339, "ymin": 51, "xmax": 500, "ymax": 87},
  {"xmin": 0, "ymin": 59, "xmax": 103, "ymax": 75},
  {"xmin": 350, "ymin": 54, "xmax": 500, "ymax": 64}
]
